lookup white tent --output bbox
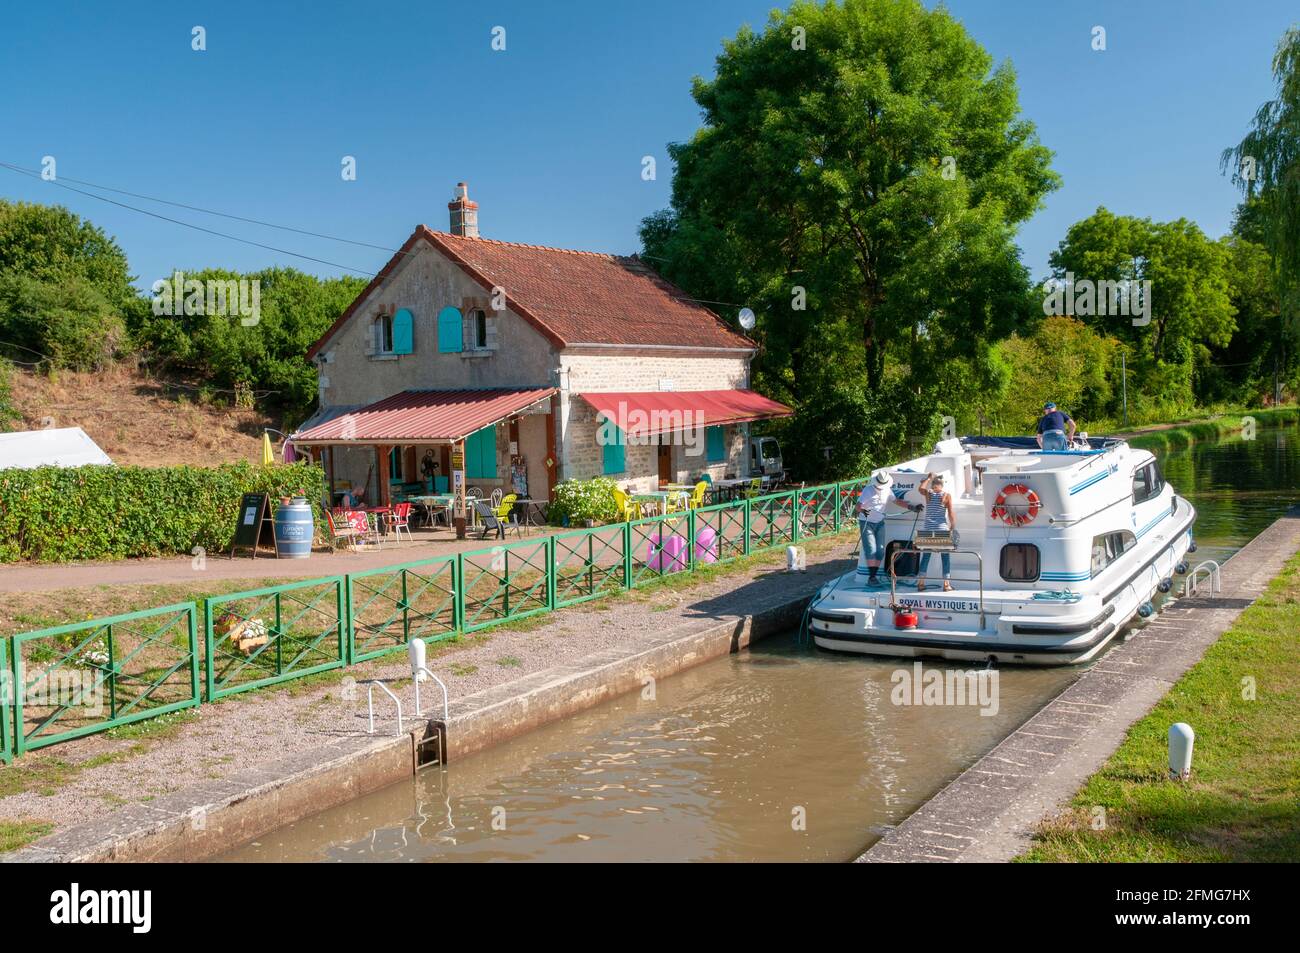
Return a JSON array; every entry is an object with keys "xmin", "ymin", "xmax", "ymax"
[{"xmin": 0, "ymin": 427, "xmax": 113, "ymax": 470}]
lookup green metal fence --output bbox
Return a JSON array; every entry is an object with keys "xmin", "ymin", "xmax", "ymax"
[
  {"xmin": 0, "ymin": 479, "xmax": 866, "ymax": 763},
  {"xmin": 204, "ymin": 577, "xmax": 347, "ymax": 700},
  {"xmin": 1, "ymin": 638, "xmax": 11, "ymax": 765},
  {"xmin": 347, "ymin": 555, "xmax": 460, "ymax": 663},
  {"xmin": 8, "ymin": 603, "xmax": 200, "ymax": 756}
]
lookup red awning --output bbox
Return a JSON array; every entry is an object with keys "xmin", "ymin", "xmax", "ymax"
[
  {"xmin": 293, "ymin": 388, "xmax": 555, "ymax": 444},
  {"xmin": 578, "ymin": 389, "xmax": 792, "ymax": 437}
]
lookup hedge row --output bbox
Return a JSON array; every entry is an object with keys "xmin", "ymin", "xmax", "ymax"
[{"xmin": 0, "ymin": 461, "xmax": 326, "ymax": 562}]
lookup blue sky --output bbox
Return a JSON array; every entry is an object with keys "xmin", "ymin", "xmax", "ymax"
[{"xmin": 0, "ymin": 0, "xmax": 1294, "ymax": 294}]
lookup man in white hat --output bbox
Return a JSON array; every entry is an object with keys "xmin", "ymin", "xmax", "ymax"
[{"xmin": 858, "ymin": 470, "xmax": 916, "ymax": 586}]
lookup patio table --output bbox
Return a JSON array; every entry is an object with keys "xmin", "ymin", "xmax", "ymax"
[
  {"xmin": 633, "ymin": 491, "xmax": 675, "ymax": 517},
  {"xmin": 511, "ymin": 498, "xmax": 548, "ymax": 533}
]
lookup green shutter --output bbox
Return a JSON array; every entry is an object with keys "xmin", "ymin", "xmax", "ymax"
[
  {"xmin": 466, "ymin": 426, "xmax": 497, "ymax": 479},
  {"xmin": 706, "ymin": 425, "xmax": 725, "ymax": 463},
  {"xmin": 602, "ymin": 425, "xmax": 626, "ymax": 475},
  {"xmin": 437, "ymin": 307, "xmax": 463, "ymax": 353},
  {"xmin": 392, "ymin": 308, "xmax": 414, "ymax": 354}
]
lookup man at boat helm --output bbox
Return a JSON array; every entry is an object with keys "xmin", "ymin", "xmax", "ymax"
[
  {"xmin": 1035, "ymin": 401, "xmax": 1077, "ymax": 451},
  {"xmin": 858, "ymin": 470, "xmax": 915, "ymax": 587}
]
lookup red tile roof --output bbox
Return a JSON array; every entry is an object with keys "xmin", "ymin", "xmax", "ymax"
[
  {"xmin": 579, "ymin": 389, "xmax": 792, "ymax": 437},
  {"xmin": 292, "ymin": 387, "xmax": 555, "ymax": 444},
  {"xmin": 307, "ymin": 226, "xmax": 755, "ymax": 358}
]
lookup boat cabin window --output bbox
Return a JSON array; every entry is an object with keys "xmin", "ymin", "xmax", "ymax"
[
  {"xmin": 1000, "ymin": 543, "xmax": 1040, "ymax": 582},
  {"xmin": 1091, "ymin": 530, "xmax": 1136, "ymax": 576},
  {"xmin": 1131, "ymin": 461, "xmax": 1165, "ymax": 504}
]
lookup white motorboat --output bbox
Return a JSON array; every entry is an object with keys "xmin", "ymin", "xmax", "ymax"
[{"xmin": 808, "ymin": 436, "xmax": 1197, "ymax": 665}]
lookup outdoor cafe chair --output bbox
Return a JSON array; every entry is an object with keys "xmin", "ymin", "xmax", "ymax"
[
  {"xmin": 385, "ymin": 502, "xmax": 414, "ymax": 542},
  {"xmin": 473, "ymin": 500, "xmax": 515, "ymax": 540},
  {"xmin": 326, "ymin": 509, "xmax": 362, "ymax": 550}
]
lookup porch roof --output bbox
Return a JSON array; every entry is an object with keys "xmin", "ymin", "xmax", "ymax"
[
  {"xmin": 578, "ymin": 389, "xmax": 792, "ymax": 437},
  {"xmin": 292, "ymin": 387, "xmax": 555, "ymax": 445}
]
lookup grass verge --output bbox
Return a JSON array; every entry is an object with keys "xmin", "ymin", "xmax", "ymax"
[{"xmin": 1018, "ymin": 551, "xmax": 1300, "ymax": 862}]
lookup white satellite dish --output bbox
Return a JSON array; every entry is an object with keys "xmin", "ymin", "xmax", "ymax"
[{"xmin": 738, "ymin": 307, "xmax": 756, "ymax": 330}]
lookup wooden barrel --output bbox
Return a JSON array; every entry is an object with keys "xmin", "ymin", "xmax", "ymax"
[{"xmin": 274, "ymin": 498, "xmax": 314, "ymax": 559}]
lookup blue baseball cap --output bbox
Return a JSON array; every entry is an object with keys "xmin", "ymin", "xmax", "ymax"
[{"xmin": 1044, "ymin": 402, "xmax": 1057, "ymax": 410}]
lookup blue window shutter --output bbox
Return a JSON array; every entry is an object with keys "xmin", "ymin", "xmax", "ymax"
[
  {"xmin": 706, "ymin": 425, "xmax": 725, "ymax": 463},
  {"xmin": 602, "ymin": 425, "xmax": 626, "ymax": 475},
  {"xmin": 392, "ymin": 308, "xmax": 414, "ymax": 354},
  {"xmin": 466, "ymin": 426, "xmax": 497, "ymax": 479},
  {"xmin": 437, "ymin": 307, "xmax": 463, "ymax": 353}
]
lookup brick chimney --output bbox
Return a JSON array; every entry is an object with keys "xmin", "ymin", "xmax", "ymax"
[{"xmin": 448, "ymin": 182, "xmax": 479, "ymax": 238}]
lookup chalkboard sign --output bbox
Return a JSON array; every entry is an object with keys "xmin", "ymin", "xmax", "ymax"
[{"xmin": 229, "ymin": 493, "xmax": 276, "ymax": 558}]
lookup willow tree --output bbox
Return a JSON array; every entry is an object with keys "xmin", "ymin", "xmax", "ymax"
[
  {"xmin": 640, "ymin": 0, "xmax": 1059, "ymax": 410},
  {"xmin": 1223, "ymin": 27, "xmax": 1300, "ymax": 363}
]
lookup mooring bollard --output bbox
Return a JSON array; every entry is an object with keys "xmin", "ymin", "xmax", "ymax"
[
  {"xmin": 786, "ymin": 545, "xmax": 807, "ymax": 572},
  {"xmin": 409, "ymin": 637, "xmax": 428, "ymax": 683},
  {"xmin": 1169, "ymin": 722, "xmax": 1195, "ymax": 780}
]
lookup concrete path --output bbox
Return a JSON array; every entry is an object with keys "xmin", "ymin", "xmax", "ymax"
[
  {"xmin": 0, "ymin": 526, "xmax": 567, "ymax": 593},
  {"xmin": 858, "ymin": 507, "xmax": 1300, "ymax": 863}
]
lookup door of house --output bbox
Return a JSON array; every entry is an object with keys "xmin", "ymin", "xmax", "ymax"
[{"xmin": 657, "ymin": 440, "xmax": 672, "ymax": 485}]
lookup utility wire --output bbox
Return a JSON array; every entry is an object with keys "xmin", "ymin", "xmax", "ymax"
[
  {"xmin": 0, "ymin": 159, "xmax": 399, "ymax": 254},
  {"xmin": 0, "ymin": 161, "xmax": 376, "ymax": 276},
  {"xmin": 0, "ymin": 159, "xmax": 752, "ymax": 315}
]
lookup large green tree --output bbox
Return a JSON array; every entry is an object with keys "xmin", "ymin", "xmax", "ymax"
[
  {"xmin": 0, "ymin": 200, "xmax": 136, "ymax": 369},
  {"xmin": 1047, "ymin": 208, "xmax": 1235, "ymax": 368},
  {"xmin": 640, "ymin": 0, "xmax": 1058, "ymax": 415},
  {"xmin": 130, "ymin": 266, "xmax": 366, "ymax": 418},
  {"xmin": 1223, "ymin": 27, "xmax": 1300, "ymax": 317}
]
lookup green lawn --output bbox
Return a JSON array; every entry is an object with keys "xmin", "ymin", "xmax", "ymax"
[{"xmin": 1019, "ymin": 552, "xmax": 1300, "ymax": 862}]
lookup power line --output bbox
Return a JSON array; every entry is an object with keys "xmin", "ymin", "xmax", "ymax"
[
  {"xmin": 0, "ymin": 159, "xmax": 754, "ymax": 316},
  {"xmin": 0, "ymin": 161, "xmax": 376, "ymax": 276},
  {"xmin": 0, "ymin": 159, "xmax": 401, "ymax": 255}
]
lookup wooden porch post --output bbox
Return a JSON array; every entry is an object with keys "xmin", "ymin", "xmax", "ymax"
[
  {"xmin": 545, "ymin": 393, "xmax": 559, "ymax": 498},
  {"xmin": 452, "ymin": 439, "xmax": 467, "ymax": 539},
  {"xmin": 377, "ymin": 444, "xmax": 392, "ymax": 508}
]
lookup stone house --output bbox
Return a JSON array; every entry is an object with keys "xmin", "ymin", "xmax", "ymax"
[{"xmin": 293, "ymin": 183, "xmax": 791, "ymax": 514}]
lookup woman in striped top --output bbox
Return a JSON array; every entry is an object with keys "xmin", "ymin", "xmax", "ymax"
[{"xmin": 917, "ymin": 472, "xmax": 957, "ymax": 592}]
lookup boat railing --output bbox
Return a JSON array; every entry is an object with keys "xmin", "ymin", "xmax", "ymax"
[{"xmin": 887, "ymin": 547, "xmax": 986, "ymax": 629}]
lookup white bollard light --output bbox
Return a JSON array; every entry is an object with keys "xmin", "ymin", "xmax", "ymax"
[
  {"xmin": 408, "ymin": 637, "xmax": 428, "ymax": 683},
  {"xmin": 1168, "ymin": 722, "xmax": 1194, "ymax": 781}
]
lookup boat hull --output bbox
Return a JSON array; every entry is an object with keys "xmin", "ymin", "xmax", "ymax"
[{"xmin": 811, "ymin": 505, "xmax": 1195, "ymax": 666}]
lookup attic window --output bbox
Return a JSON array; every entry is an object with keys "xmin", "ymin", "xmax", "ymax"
[
  {"xmin": 374, "ymin": 313, "xmax": 394, "ymax": 354},
  {"xmin": 473, "ymin": 310, "xmax": 488, "ymax": 349}
]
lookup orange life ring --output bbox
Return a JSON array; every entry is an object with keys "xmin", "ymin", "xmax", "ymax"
[{"xmin": 991, "ymin": 483, "xmax": 1041, "ymax": 527}]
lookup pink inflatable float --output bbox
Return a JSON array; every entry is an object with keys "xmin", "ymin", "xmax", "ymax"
[
  {"xmin": 646, "ymin": 528, "xmax": 719, "ymax": 571},
  {"xmin": 695, "ymin": 526, "xmax": 719, "ymax": 564}
]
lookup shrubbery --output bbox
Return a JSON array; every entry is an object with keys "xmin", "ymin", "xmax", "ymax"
[
  {"xmin": 0, "ymin": 461, "xmax": 326, "ymax": 562},
  {"xmin": 546, "ymin": 477, "xmax": 619, "ymax": 525}
]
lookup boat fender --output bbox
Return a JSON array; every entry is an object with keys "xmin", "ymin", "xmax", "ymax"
[
  {"xmin": 1137, "ymin": 601, "xmax": 1155, "ymax": 618},
  {"xmin": 1175, "ymin": 561, "xmax": 1189, "ymax": 575},
  {"xmin": 1157, "ymin": 578, "xmax": 1173, "ymax": 594}
]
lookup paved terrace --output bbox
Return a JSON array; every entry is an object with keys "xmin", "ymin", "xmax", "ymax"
[{"xmin": 0, "ymin": 524, "xmax": 568, "ymax": 594}]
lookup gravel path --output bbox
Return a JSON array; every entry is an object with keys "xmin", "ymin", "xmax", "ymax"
[{"xmin": 0, "ymin": 535, "xmax": 855, "ymax": 837}]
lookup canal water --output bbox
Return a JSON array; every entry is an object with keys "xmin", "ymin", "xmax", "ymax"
[{"xmin": 221, "ymin": 424, "xmax": 1299, "ymax": 863}]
